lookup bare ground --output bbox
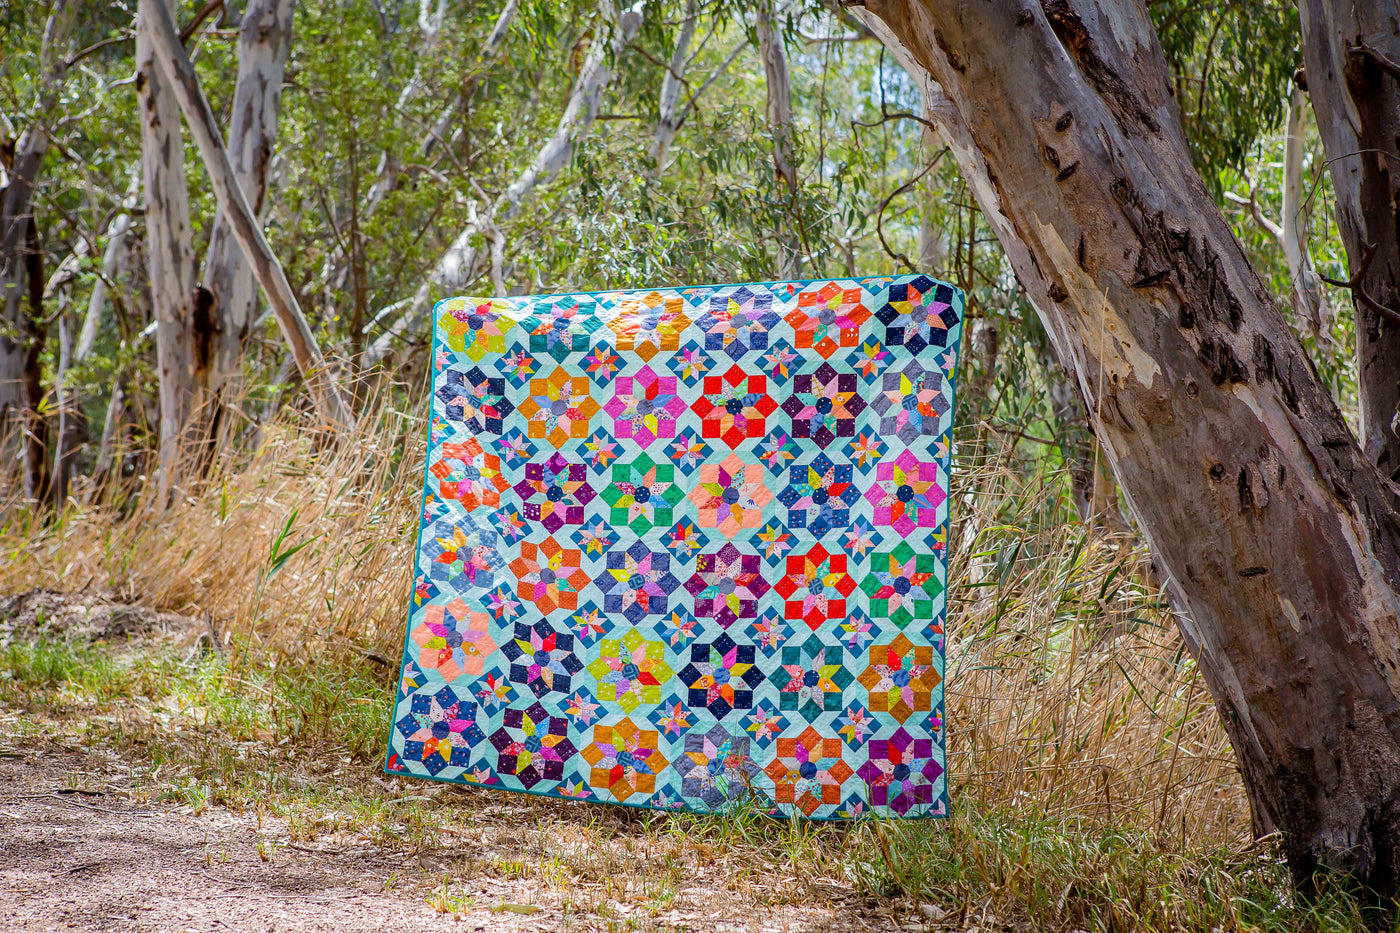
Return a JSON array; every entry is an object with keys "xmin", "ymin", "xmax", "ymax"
[{"xmin": 0, "ymin": 593, "xmax": 918, "ymax": 933}]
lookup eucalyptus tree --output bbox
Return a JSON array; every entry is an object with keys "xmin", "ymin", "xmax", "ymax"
[
  {"xmin": 853, "ymin": 0, "xmax": 1400, "ymax": 899},
  {"xmin": 0, "ymin": 0, "xmax": 76, "ymax": 499}
]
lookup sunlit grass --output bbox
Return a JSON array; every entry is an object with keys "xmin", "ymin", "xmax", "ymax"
[
  {"xmin": 0, "ymin": 633, "xmax": 1378, "ymax": 929},
  {"xmin": 0, "ymin": 405, "xmax": 1369, "ymax": 929}
]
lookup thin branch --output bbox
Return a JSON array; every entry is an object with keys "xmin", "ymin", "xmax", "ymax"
[
  {"xmin": 874, "ymin": 148, "xmax": 948, "ymax": 273},
  {"xmin": 66, "ymin": 31, "xmax": 135, "ymax": 69},
  {"xmin": 671, "ymin": 41, "xmax": 746, "ymax": 130},
  {"xmin": 65, "ymin": 0, "xmax": 224, "ymax": 68},
  {"xmin": 1223, "ymin": 168, "xmax": 1281, "ymax": 244},
  {"xmin": 1317, "ymin": 240, "xmax": 1400, "ymax": 328},
  {"xmin": 179, "ymin": 0, "xmax": 226, "ymax": 44}
]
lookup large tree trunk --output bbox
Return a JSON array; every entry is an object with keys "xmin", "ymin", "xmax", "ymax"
[
  {"xmin": 364, "ymin": 0, "xmax": 644, "ymax": 364},
  {"xmin": 1297, "ymin": 1, "xmax": 1400, "ymax": 478},
  {"xmin": 756, "ymin": 0, "xmax": 799, "ymax": 278},
  {"xmin": 855, "ymin": 0, "xmax": 1400, "ymax": 897},
  {"xmin": 138, "ymin": 0, "xmax": 200, "ymax": 503},
  {"xmin": 197, "ymin": 0, "xmax": 296, "ymax": 456},
  {"xmin": 143, "ymin": 0, "xmax": 356, "ymax": 434},
  {"xmin": 0, "ymin": 0, "xmax": 76, "ymax": 472}
]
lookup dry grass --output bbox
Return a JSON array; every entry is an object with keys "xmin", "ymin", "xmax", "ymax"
[
  {"xmin": 5, "ymin": 394, "xmax": 1353, "ymax": 931},
  {"xmin": 0, "ymin": 393, "xmax": 1248, "ymax": 843}
]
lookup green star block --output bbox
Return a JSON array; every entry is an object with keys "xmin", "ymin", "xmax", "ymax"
[
  {"xmin": 772, "ymin": 639, "xmax": 851, "ymax": 717},
  {"xmin": 861, "ymin": 543, "xmax": 944, "ymax": 630},
  {"xmin": 600, "ymin": 453, "xmax": 685, "ymax": 534}
]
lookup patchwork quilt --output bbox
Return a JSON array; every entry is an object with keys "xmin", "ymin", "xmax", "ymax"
[{"xmin": 385, "ymin": 276, "xmax": 960, "ymax": 819}]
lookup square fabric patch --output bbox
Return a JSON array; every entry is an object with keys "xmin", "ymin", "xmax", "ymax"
[{"xmin": 385, "ymin": 276, "xmax": 960, "ymax": 819}]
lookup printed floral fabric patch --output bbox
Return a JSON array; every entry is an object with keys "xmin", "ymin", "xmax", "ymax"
[{"xmin": 387, "ymin": 277, "xmax": 959, "ymax": 819}]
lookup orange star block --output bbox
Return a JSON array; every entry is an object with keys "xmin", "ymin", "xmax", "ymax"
[
  {"xmin": 581, "ymin": 718, "xmax": 667, "ymax": 802},
  {"xmin": 786, "ymin": 283, "xmax": 870, "ymax": 358},
  {"xmin": 764, "ymin": 726, "xmax": 854, "ymax": 815},
  {"xmin": 517, "ymin": 367, "xmax": 600, "ymax": 449},
  {"xmin": 509, "ymin": 537, "xmax": 590, "ymax": 613},
  {"xmin": 607, "ymin": 291, "xmax": 691, "ymax": 361},
  {"xmin": 857, "ymin": 634, "xmax": 942, "ymax": 721},
  {"xmin": 431, "ymin": 438, "xmax": 511, "ymax": 509}
]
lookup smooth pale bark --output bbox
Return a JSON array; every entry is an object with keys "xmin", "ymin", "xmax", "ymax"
[
  {"xmin": 365, "ymin": 0, "xmax": 644, "ymax": 364},
  {"xmin": 142, "ymin": 0, "xmax": 355, "ymax": 434},
  {"xmin": 856, "ymin": 0, "xmax": 1400, "ymax": 895},
  {"xmin": 198, "ymin": 0, "xmax": 295, "ymax": 438},
  {"xmin": 916, "ymin": 102, "xmax": 944, "ymax": 272},
  {"xmin": 650, "ymin": 0, "xmax": 698, "ymax": 171},
  {"xmin": 756, "ymin": 0, "xmax": 799, "ymax": 278},
  {"xmin": 1298, "ymin": 1, "xmax": 1400, "ymax": 478},
  {"xmin": 1280, "ymin": 87, "xmax": 1332, "ymax": 347},
  {"xmin": 78, "ymin": 200, "xmax": 136, "ymax": 363},
  {"xmin": 138, "ymin": 0, "xmax": 199, "ymax": 502},
  {"xmin": 0, "ymin": 0, "xmax": 76, "ymax": 468}
]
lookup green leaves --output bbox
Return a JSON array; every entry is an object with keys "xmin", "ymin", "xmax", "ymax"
[
  {"xmin": 266, "ymin": 509, "xmax": 322, "ymax": 581},
  {"xmin": 1151, "ymin": 0, "xmax": 1300, "ymax": 189}
]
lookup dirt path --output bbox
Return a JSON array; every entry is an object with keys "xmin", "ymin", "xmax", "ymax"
[
  {"xmin": 0, "ymin": 591, "xmax": 920, "ymax": 932},
  {"xmin": 0, "ymin": 738, "xmax": 907, "ymax": 932}
]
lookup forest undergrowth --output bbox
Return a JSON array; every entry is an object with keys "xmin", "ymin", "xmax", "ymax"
[{"xmin": 0, "ymin": 392, "xmax": 1379, "ymax": 931}]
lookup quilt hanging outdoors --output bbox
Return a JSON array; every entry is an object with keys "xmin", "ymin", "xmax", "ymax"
[{"xmin": 385, "ymin": 276, "xmax": 961, "ymax": 819}]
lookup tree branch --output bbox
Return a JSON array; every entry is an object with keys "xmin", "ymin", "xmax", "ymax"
[{"xmin": 1317, "ymin": 240, "xmax": 1400, "ymax": 327}]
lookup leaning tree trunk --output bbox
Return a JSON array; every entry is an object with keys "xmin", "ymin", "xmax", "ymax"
[
  {"xmin": 143, "ymin": 0, "xmax": 356, "ymax": 434},
  {"xmin": 138, "ymin": 0, "xmax": 200, "ymax": 503},
  {"xmin": 1297, "ymin": 1, "xmax": 1400, "ymax": 479},
  {"xmin": 197, "ymin": 0, "xmax": 296, "ymax": 459},
  {"xmin": 855, "ymin": 0, "xmax": 1400, "ymax": 898}
]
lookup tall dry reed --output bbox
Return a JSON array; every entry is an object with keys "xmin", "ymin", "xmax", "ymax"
[{"xmin": 0, "ymin": 391, "xmax": 1248, "ymax": 846}]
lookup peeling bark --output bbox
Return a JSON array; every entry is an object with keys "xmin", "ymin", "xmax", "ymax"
[
  {"xmin": 1298, "ymin": 1, "xmax": 1400, "ymax": 477},
  {"xmin": 856, "ymin": 0, "xmax": 1400, "ymax": 896},
  {"xmin": 365, "ymin": 0, "xmax": 644, "ymax": 364},
  {"xmin": 198, "ymin": 0, "xmax": 295, "ymax": 449},
  {"xmin": 143, "ymin": 0, "xmax": 356, "ymax": 434}
]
